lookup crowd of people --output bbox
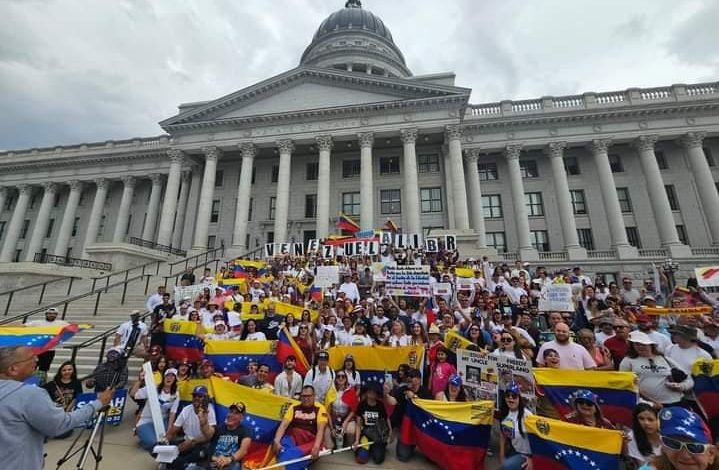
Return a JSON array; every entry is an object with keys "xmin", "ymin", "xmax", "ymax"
[{"xmin": 6, "ymin": 247, "xmax": 719, "ymax": 470}]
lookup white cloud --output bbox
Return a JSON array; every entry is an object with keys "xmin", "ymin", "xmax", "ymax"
[{"xmin": 0, "ymin": 0, "xmax": 715, "ymax": 150}]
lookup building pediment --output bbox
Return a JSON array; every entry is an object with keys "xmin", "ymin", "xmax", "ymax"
[{"xmin": 159, "ymin": 66, "xmax": 470, "ymax": 133}]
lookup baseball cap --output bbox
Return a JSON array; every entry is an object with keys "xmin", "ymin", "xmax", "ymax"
[
  {"xmin": 449, "ymin": 375, "xmax": 463, "ymax": 387},
  {"xmin": 317, "ymin": 350, "xmax": 330, "ymax": 360},
  {"xmin": 164, "ymin": 368, "xmax": 178, "ymax": 377},
  {"xmin": 130, "ymin": 310, "xmax": 141, "ymax": 317},
  {"xmin": 192, "ymin": 385, "xmax": 209, "ymax": 396},
  {"xmin": 659, "ymin": 407, "xmax": 711, "ymax": 444},
  {"xmin": 505, "ymin": 382, "xmax": 521, "ymax": 395},
  {"xmin": 573, "ymin": 389, "xmax": 598, "ymax": 404},
  {"xmin": 407, "ymin": 368, "xmax": 422, "ymax": 379},
  {"xmin": 229, "ymin": 402, "xmax": 246, "ymax": 413},
  {"xmin": 46, "ymin": 307, "xmax": 59, "ymax": 314}
]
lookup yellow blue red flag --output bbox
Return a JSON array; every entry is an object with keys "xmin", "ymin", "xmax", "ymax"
[
  {"xmin": 327, "ymin": 344, "xmax": 425, "ymax": 385},
  {"xmin": 163, "ymin": 319, "xmax": 203, "ymax": 362},
  {"xmin": 204, "ymin": 339, "xmax": 281, "ymax": 382},
  {"xmin": 0, "ymin": 323, "xmax": 90, "ymax": 354},
  {"xmin": 692, "ymin": 359, "xmax": 719, "ymax": 421}
]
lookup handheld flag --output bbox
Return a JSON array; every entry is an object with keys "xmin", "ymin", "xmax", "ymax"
[
  {"xmin": 276, "ymin": 327, "xmax": 310, "ymax": 376},
  {"xmin": 692, "ymin": 359, "xmax": 719, "ymax": 422},
  {"xmin": 335, "ymin": 213, "xmax": 360, "ymax": 233},
  {"xmin": 0, "ymin": 323, "xmax": 89, "ymax": 354},
  {"xmin": 525, "ymin": 415, "xmax": 623, "ymax": 470},
  {"xmin": 326, "ymin": 345, "xmax": 425, "ymax": 385},
  {"xmin": 383, "ymin": 219, "xmax": 399, "ymax": 233},
  {"xmin": 163, "ymin": 320, "xmax": 204, "ymax": 362}
]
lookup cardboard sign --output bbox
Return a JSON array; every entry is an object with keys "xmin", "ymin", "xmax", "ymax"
[
  {"xmin": 315, "ymin": 265, "xmax": 340, "ymax": 288},
  {"xmin": 538, "ymin": 284, "xmax": 575, "ymax": 312},
  {"xmin": 372, "ymin": 261, "xmax": 396, "ymax": 282},
  {"xmin": 425, "ymin": 238, "xmax": 438, "ymax": 253},
  {"xmin": 174, "ymin": 283, "xmax": 215, "ymax": 302},
  {"xmin": 385, "ymin": 265, "xmax": 431, "ymax": 297}
]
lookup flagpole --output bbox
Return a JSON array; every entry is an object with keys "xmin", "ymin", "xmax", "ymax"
[{"xmin": 251, "ymin": 442, "xmax": 373, "ymax": 470}]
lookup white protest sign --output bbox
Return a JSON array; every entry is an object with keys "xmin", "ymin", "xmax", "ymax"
[
  {"xmin": 385, "ymin": 265, "xmax": 431, "ymax": 297},
  {"xmin": 456, "ymin": 349, "xmax": 497, "ymax": 402},
  {"xmin": 371, "ymin": 261, "xmax": 395, "ymax": 282},
  {"xmin": 432, "ymin": 283, "xmax": 452, "ymax": 297},
  {"xmin": 696, "ymin": 266, "xmax": 719, "ymax": 287},
  {"xmin": 174, "ymin": 283, "xmax": 215, "ymax": 302},
  {"xmin": 538, "ymin": 284, "xmax": 575, "ymax": 312},
  {"xmin": 315, "ymin": 266, "xmax": 340, "ymax": 288},
  {"xmin": 425, "ymin": 238, "xmax": 438, "ymax": 253}
]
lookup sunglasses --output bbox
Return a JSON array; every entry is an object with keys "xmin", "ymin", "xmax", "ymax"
[
  {"xmin": 661, "ymin": 436, "xmax": 710, "ymax": 454},
  {"xmin": 501, "ymin": 337, "xmax": 514, "ymax": 343},
  {"xmin": 505, "ymin": 392, "xmax": 519, "ymax": 399}
]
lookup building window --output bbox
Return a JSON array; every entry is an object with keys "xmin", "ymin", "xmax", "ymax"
[
  {"xmin": 207, "ymin": 235, "xmax": 216, "ymax": 249},
  {"xmin": 530, "ymin": 230, "xmax": 550, "ymax": 252},
  {"xmin": 126, "ymin": 214, "xmax": 132, "ymax": 236},
  {"xmin": 266, "ymin": 231, "xmax": 274, "ymax": 244},
  {"xmin": 271, "ymin": 165, "xmax": 279, "ymax": 183},
  {"xmin": 609, "ymin": 154, "xmax": 624, "ymax": 173},
  {"xmin": 525, "ymin": 192, "xmax": 544, "ymax": 217},
  {"xmin": 478, "ymin": 162, "xmax": 498, "ymax": 181},
  {"xmin": 482, "ymin": 194, "xmax": 503, "ymax": 219},
  {"xmin": 626, "ymin": 226, "xmax": 642, "ymax": 248},
  {"xmin": 215, "ymin": 170, "xmax": 224, "ymax": 187},
  {"xmin": 19, "ymin": 219, "xmax": 30, "ymax": 239},
  {"xmin": 617, "ymin": 188, "xmax": 632, "ymax": 213},
  {"xmin": 210, "ymin": 200, "xmax": 220, "ymax": 223},
  {"xmin": 564, "ymin": 157, "xmax": 580, "ymax": 176},
  {"xmin": 0, "ymin": 221, "xmax": 5, "ymax": 240},
  {"xmin": 305, "ymin": 194, "xmax": 317, "ymax": 218},
  {"xmin": 342, "ymin": 192, "xmax": 360, "ymax": 216},
  {"xmin": 306, "ymin": 162, "xmax": 318, "ymax": 181},
  {"xmin": 577, "ymin": 228, "xmax": 595, "ymax": 250},
  {"xmin": 655, "ymin": 151, "xmax": 668, "ymax": 170},
  {"xmin": 268, "ymin": 197, "xmax": 276, "ymax": 220},
  {"xmin": 380, "ymin": 189, "xmax": 401, "ymax": 214},
  {"xmin": 13, "ymin": 249, "xmax": 21, "ymax": 262},
  {"xmin": 486, "ymin": 232, "xmax": 506, "ymax": 253},
  {"xmin": 519, "ymin": 160, "xmax": 539, "ymax": 178},
  {"xmin": 420, "ymin": 187, "xmax": 442, "ymax": 213},
  {"xmin": 379, "ymin": 156, "xmax": 400, "ymax": 175},
  {"xmin": 71, "ymin": 217, "xmax": 80, "ymax": 237},
  {"xmin": 245, "ymin": 233, "xmax": 250, "ymax": 249},
  {"xmin": 342, "ymin": 159, "xmax": 361, "ymax": 178},
  {"xmin": 248, "ymin": 198, "xmax": 253, "ymax": 221},
  {"xmin": 78, "ymin": 190, "xmax": 87, "ymax": 206},
  {"xmin": 676, "ymin": 225, "xmax": 688, "ymax": 244},
  {"xmin": 665, "ymin": 185, "xmax": 679, "ymax": 211},
  {"xmin": 570, "ymin": 190, "xmax": 587, "ymax": 215},
  {"xmin": 97, "ymin": 216, "xmax": 105, "ymax": 238},
  {"xmin": 704, "ymin": 147, "xmax": 715, "ymax": 167},
  {"xmin": 44, "ymin": 217, "xmax": 54, "ymax": 238},
  {"xmin": 418, "ymin": 154, "xmax": 440, "ymax": 173}
]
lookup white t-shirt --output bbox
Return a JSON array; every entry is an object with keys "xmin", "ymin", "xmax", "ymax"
[
  {"xmin": 665, "ymin": 344, "xmax": 712, "ymax": 372},
  {"xmin": 386, "ymin": 334, "xmax": 410, "ymax": 347},
  {"xmin": 135, "ymin": 386, "xmax": 180, "ymax": 426},
  {"xmin": 500, "ymin": 409, "xmax": 533, "ymax": 455},
  {"xmin": 174, "ymin": 404, "xmax": 217, "ymax": 441},
  {"xmin": 336, "ymin": 329, "xmax": 354, "ymax": 346},
  {"xmin": 536, "ymin": 340, "xmax": 597, "ymax": 370},
  {"xmin": 647, "ymin": 330, "xmax": 672, "ymax": 354},
  {"xmin": 245, "ymin": 332, "xmax": 267, "ymax": 341},
  {"xmin": 303, "ymin": 367, "xmax": 334, "ymax": 403},
  {"xmin": 26, "ymin": 319, "xmax": 69, "ymax": 327},
  {"xmin": 116, "ymin": 320, "xmax": 148, "ymax": 349},
  {"xmin": 350, "ymin": 334, "xmax": 373, "ymax": 346}
]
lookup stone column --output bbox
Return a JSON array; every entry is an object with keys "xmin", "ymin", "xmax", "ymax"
[
  {"xmin": 442, "ymin": 146, "xmax": 456, "ymax": 229},
  {"xmin": 504, "ymin": 145, "xmax": 537, "ymax": 259},
  {"xmin": 172, "ymin": 170, "xmax": 192, "ymax": 249},
  {"xmin": 156, "ymin": 149, "xmax": 185, "ymax": 247},
  {"xmin": 315, "ymin": 136, "xmax": 333, "ymax": 239},
  {"xmin": 274, "ymin": 139, "xmax": 294, "ymax": 243},
  {"xmin": 445, "ymin": 125, "xmax": 470, "ymax": 230},
  {"xmin": 589, "ymin": 140, "xmax": 635, "ymax": 257},
  {"xmin": 82, "ymin": 178, "xmax": 109, "ymax": 255},
  {"xmin": 358, "ymin": 132, "xmax": 374, "ymax": 231},
  {"xmin": 0, "ymin": 187, "xmax": 7, "ymax": 219},
  {"xmin": 25, "ymin": 183, "xmax": 58, "ymax": 261},
  {"xmin": 232, "ymin": 143, "xmax": 256, "ymax": 252},
  {"xmin": 400, "ymin": 128, "xmax": 421, "ymax": 234},
  {"xmin": 464, "ymin": 149, "xmax": 488, "ymax": 248},
  {"xmin": 183, "ymin": 168, "xmax": 202, "ymax": 248},
  {"xmin": 682, "ymin": 132, "xmax": 719, "ymax": 245},
  {"xmin": 113, "ymin": 176, "xmax": 136, "ymax": 243},
  {"xmin": 546, "ymin": 142, "xmax": 586, "ymax": 259},
  {"xmin": 0, "ymin": 185, "xmax": 31, "ymax": 262},
  {"xmin": 141, "ymin": 173, "xmax": 163, "ymax": 241},
  {"xmin": 193, "ymin": 146, "xmax": 222, "ymax": 250},
  {"xmin": 634, "ymin": 135, "xmax": 683, "ymax": 249},
  {"xmin": 54, "ymin": 180, "xmax": 83, "ymax": 256}
]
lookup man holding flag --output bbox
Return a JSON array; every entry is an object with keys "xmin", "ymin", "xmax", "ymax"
[{"xmin": 273, "ymin": 385, "xmax": 332, "ymax": 461}]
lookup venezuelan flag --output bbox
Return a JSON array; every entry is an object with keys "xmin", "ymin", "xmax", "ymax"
[
  {"xmin": 163, "ymin": 319, "xmax": 204, "ymax": 362},
  {"xmin": 454, "ymin": 267, "xmax": 475, "ymax": 278},
  {"xmin": 327, "ymin": 345, "xmax": 425, "ymax": 384},
  {"xmin": 276, "ymin": 327, "xmax": 310, "ymax": 376},
  {"xmin": 400, "ymin": 399, "xmax": 493, "ymax": 470},
  {"xmin": 204, "ymin": 339, "xmax": 281, "ymax": 381},
  {"xmin": 533, "ymin": 368, "xmax": 637, "ymax": 427},
  {"xmin": 335, "ymin": 213, "xmax": 360, "ymax": 233},
  {"xmin": 308, "ymin": 286, "xmax": 322, "ymax": 302},
  {"xmin": 525, "ymin": 415, "xmax": 623, "ymax": 470},
  {"xmin": 383, "ymin": 219, "xmax": 399, "ymax": 233},
  {"xmin": 0, "ymin": 323, "xmax": 89, "ymax": 354},
  {"xmin": 692, "ymin": 359, "xmax": 719, "ymax": 421}
]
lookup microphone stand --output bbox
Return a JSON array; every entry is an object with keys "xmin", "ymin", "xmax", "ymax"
[{"xmin": 56, "ymin": 321, "xmax": 142, "ymax": 469}]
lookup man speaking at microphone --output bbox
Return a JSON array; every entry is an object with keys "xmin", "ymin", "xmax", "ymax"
[{"xmin": 0, "ymin": 346, "xmax": 113, "ymax": 470}]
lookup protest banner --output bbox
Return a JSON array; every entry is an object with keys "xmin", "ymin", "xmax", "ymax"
[
  {"xmin": 314, "ymin": 265, "xmax": 340, "ymax": 288},
  {"xmin": 538, "ymin": 284, "xmax": 574, "ymax": 312},
  {"xmin": 456, "ymin": 349, "xmax": 497, "ymax": 402},
  {"xmin": 173, "ymin": 283, "xmax": 215, "ymax": 302},
  {"xmin": 75, "ymin": 389, "xmax": 128, "ymax": 427},
  {"xmin": 495, "ymin": 355, "xmax": 536, "ymax": 410},
  {"xmin": 456, "ymin": 278, "xmax": 475, "ymax": 291},
  {"xmin": 695, "ymin": 266, "xmax": 719, "ymax": 288},
  {"xmin": 385, "ymin": 265, "xmax": 430, "ymax": 297},
  {"xmin": 432, "ymin": 283, "xmax": 452, "ymax": 297},
  {"xmin": 371, "ymin": 261, "xmax": 395, "ymax": 282}
]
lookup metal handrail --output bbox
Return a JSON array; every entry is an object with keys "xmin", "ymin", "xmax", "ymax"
[
  {"xmin": 0, "ymin": 276, "xmax": 80, "ymax": 316},
  {"xmin": 64, "ymin": 310, "xmax": 152, "ymax": 365},
  {"xmin": 168, "ymin": 246, "xmax": 225, "ymax": 272},
  {"xmin": 126, "ymin": 236, "xmax": 187, "ymax": 257},
  {"xmin": 89, "ymin": 259, "xmax": 163, "ymax": 293},
  {"xmin": 162, "ymin": 258, "xmax": 222, "ymax": 287},
  {"xmin": 0, "ymin": 273, "xmax": 152, "ymax": 326}
]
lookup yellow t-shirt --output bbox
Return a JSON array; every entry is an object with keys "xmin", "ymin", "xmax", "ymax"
[{"xmin": 282, "ymin": 401, "xmax": 329, "ymax": 433}]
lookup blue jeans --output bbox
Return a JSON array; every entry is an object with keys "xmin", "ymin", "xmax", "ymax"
[
  {"xmin": 502, "ymin": 454, "xmax": 528, "ymax": 470},
  {"xmin": 137, "ymin": 422, "xmax": 159, "ymax": 452}
]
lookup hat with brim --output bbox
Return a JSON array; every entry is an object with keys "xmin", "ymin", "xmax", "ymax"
[
  {"xmin": 628, "ymin": 330, "xmax": 656, "ymax": 345},
  {"xmin": 229, "ymin": 402, "xmax": 246, "ymax": 413},
  {"xmin": 669, "ymin": 325, "xmax": 698, "ymax": 341}
]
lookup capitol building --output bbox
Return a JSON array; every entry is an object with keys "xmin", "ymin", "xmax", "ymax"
[{"xmin": 1, "ymin": 0, "xmax": 719, "ymax": 281}]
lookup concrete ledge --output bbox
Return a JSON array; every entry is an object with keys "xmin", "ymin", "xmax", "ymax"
[{"xmin": 0, "ymin": 262, "xmax": 96, "ymax": 290}]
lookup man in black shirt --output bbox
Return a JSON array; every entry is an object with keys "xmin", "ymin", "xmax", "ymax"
[
  {"xmin": 394, "ymin": 368, "xmax": 431, "ymax": 462},
  {"xmin": 355, "ymin": 382, "xmax": 390, "ymax": 464},
  {"xmin": 151, "ymin": 293, "xmax": 177, "ymax": 348},
  {"xmin": 259, "ymin": 304, "xmax": 282, "ymax": 341},
  {"xmin": 179, "ymin": 268, "xmax": 196, "ymax": 287},
  {"xmin": 208, "ymin": 402, "xmax": 252, "ymax": 470}
]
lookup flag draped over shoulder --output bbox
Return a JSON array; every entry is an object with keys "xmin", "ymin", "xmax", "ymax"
[
  {"xmin": 163, "ymin": 320, "xmax": 204, "ymax": 362},
  {"xmin": 276, "ymin": 327, "xmax": 310, "ymax": 376},
  {"xmin": 400, "ymin": 399, "xmax": 493, "ymax": 470},
  {"xmin": 692, "ymin": 359, "xmax": 719, "ymax": 421},
  {"xmin": 204, "ymin": 339, "xmax": 281, "ymax": 381},
  {"xmin": 525, "ymin": 415, "xmax": 624, "ymax": 470},
  {"xmin": 327, "ymin": 345, "xmax": 425, "ymax": 384},
  {"xmin": 533, "ymin": 368, "xmax": 637, "ymax": 427},
  {"xmin": 335, "ymin": 213, "xmax": 360, "ymax": 233},
  {"xmin": 0, "ymin": 324, "xmax": 89, "ymax": 354}
]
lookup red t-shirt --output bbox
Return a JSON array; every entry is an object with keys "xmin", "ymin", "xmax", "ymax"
[{"xmin": 603, "ymin": 336, "xmax": 629, "ymax": 369}]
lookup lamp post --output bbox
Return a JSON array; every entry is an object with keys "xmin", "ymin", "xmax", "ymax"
[{"xmin": 662, "ymin": 258, "xmax": 680, "ymax": 292}]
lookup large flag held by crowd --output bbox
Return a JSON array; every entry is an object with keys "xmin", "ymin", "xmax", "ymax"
[{"xmin": 204, "ymin": 339, "xmax": 282, "ymax": 381}]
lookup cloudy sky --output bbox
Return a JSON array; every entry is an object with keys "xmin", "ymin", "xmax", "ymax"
[{"xmin": 1, "ymin": 0, "xmax": 717, "ymax": 150}]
